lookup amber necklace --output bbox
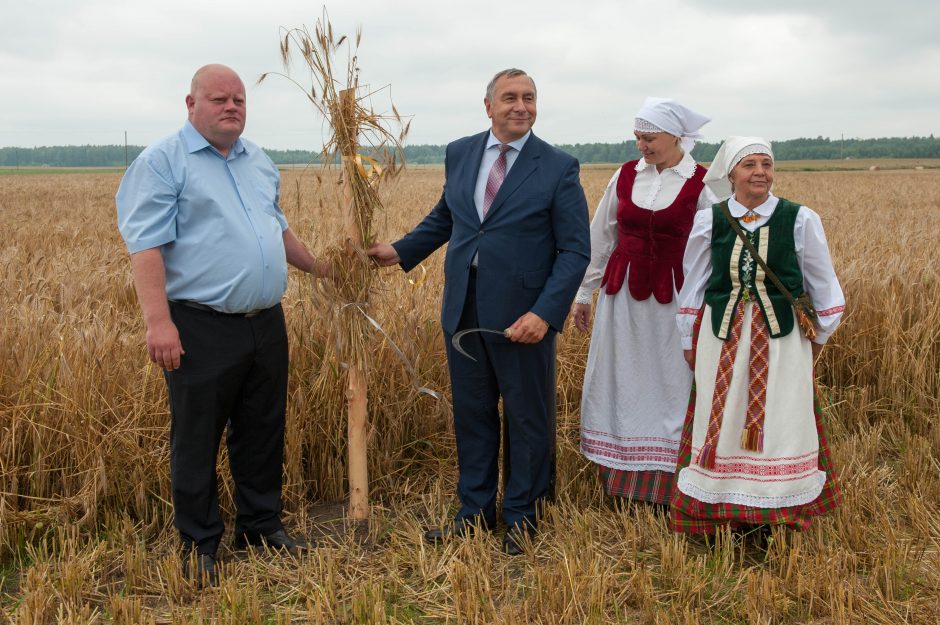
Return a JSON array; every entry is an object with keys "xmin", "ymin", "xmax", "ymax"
[{"xmin": 737, "ymin": 194, "xmax": 766, "ymax": 224}]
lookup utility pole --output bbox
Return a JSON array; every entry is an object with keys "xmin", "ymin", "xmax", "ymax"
[
  {"xmin": 841, "ymin": 133, "xmax": 844, "ymax": 160},
  {"xmin": 124, "ymin": 131, "xmax": 128, "ymax": 169}
]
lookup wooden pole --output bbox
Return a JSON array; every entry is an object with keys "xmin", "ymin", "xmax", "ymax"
[
  {"xmin": 339, "ymin": 88, "xmax": 370, "ymax": 520},
  {"xmin": 346, "ymin": 366, "xmax": 368, "ymax": 519}
]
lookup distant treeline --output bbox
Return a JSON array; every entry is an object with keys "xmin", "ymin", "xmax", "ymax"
[{"xmin": 2, "ymin": 135, "xmax": 939, "ymax": 167}]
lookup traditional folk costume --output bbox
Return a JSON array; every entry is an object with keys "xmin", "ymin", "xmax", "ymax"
[
  {"xmin": 670, "ymin": 137, "xmax": 846, "ymax": 533},
  {"xmin": 578, "ymin": 99, "xmax": 717, "ymax": 504}
]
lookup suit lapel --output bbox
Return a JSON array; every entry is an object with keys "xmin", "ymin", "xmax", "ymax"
[
  {"xmin": 482, "ymin": 134, "xmax": 540, "ymax": 222},
  {"xmin": 458, "ymin": 132, "xmax": 488, "ymax": 224}
]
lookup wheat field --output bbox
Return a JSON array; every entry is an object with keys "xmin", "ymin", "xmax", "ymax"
[{"xmin": 0, "ymin": 164, "xmax": 938, "ymax": 624}]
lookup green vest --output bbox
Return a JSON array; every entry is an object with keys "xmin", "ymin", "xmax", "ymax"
[{"xmin": 705, "ymin": 198, "xmax": 804, "ymax": 339}]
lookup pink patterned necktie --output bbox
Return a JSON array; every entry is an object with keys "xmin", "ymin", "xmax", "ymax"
[{"xmin": 483, "ymin": 144, "xmax": 511, "ymax": 216}]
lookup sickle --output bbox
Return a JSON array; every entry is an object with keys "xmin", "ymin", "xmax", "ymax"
[{"xmin": 450, "ymin": 327, "xmax": 512, "ymax": 362}]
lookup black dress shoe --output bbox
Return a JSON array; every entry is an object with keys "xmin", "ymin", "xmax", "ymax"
[
  {"xmin": 502, "ymin": 525, "xmax": 536, "ymax": 556},
  {"xmin": 234, "ymin": 528, "xmax": 307, "ymax": 555},
  {"xmin": 183, "ymin": 552, "xmax": 218, "ymax": 587},
  {"xmin": 424, "ymin": 518, "xmax": 486, "ymax": 544}
]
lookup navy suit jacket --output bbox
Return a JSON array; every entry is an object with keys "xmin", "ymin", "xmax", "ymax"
[{"xmin": 394, "ymin": 131, "xmax": 590, "ymax": 335}]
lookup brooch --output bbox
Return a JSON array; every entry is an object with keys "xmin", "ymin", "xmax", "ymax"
[{"xmin": 739, "ymin": 211, "xmax": 759, "ymax": 224}]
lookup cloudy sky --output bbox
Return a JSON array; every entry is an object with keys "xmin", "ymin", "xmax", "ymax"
[{"xmin": 1, "ymin": 0, "xmax": 937, "ymax": 149}]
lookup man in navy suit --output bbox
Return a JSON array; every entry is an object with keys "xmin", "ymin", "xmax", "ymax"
[{"xmin": 368, "ymin": 68, "xmax": 590, "ymax": 554}]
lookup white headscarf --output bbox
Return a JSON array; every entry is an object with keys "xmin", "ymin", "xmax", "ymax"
[
  {"xmin": 702, "ymin": 136, "xmax": 774, "ymax": 200},
  {"xmin": 633, "ymin": 97, "xmax": 711, "ymax": 154}
]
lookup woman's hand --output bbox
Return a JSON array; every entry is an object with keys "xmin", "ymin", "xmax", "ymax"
[
  {"xmin": 683, "ymin": 349, "xmax": 695, "ymax": 371},
  {"xmin": 572, "ymin": 303, "xmax": 592, "ymax": 333}
]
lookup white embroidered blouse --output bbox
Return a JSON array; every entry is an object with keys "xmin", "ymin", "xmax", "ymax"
[
  {"xmin": 676, "ymin": 193, "xmax": 846, "ymax": 349},
  {"xmin": 575, "ymin": 152, "xmax": 718, "ymax": 304}
]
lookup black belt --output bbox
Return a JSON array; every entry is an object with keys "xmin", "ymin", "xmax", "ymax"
[{"xmin": 170, "ymin": 300, "xmax": 267, "ymax": 318}]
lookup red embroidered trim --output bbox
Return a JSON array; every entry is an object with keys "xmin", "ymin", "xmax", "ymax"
[
  {"xmin": 684, "ymin": 465, "xmax": 820, "ymax": 483},
  {"xmin": 699, "ymin": 449, "xmax": 817, "ymax": 463},
  {"xmin": 581, "ymin": 429, "xmax": 676, "ymax": 445},
  {"xmin": 678, "ymin": 307, "xmax": 700, "ymax": 315},
  {"xmin": 582, "ymin": 437, "xmax": 678, "ymax": 463},
  {"xmin": 583, "ymin": 440, "xmax": 677, "ymax": 454},
  {"xmin": 583, "ymin": 441, "xmax": 676, "ymax": 456},
  {"xmin": 687, "ymin": 448, "xmax": 818, "ymax": 476},
  {"xmin": 817, "ymin": 305, "xmax": 845, "ymax": 316},
  {"xmin": 584, "ymin": 448, "xmax": 678, "ymax": 464},
  {"xmin": 702, "ymin": 460, "xmax": 818, "ymax": 477}
]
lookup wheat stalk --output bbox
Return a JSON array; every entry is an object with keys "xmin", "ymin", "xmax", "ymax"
[{"xmin": 258, "ymin": 10, "xmax": 408, "ymax": 521}]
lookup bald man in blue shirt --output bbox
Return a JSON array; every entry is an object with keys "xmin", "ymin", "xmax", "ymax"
[{"xmin": 116, "ymin": 64, "xmax": 330, "ymax": 585}]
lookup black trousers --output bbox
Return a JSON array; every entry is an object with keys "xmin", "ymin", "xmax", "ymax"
[
  {"xmin": 165, "ymin": 301, "xmax": 288, "ymax": 555},
  {"xmin": 444, "ymin": 269, "xmax": 557, "ymax": 530}
]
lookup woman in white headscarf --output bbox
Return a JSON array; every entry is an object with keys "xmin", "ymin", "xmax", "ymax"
[
  {"xmin": 669, "ymin": 137, "xmax": 845, "ymax": 535},
  {"xmin": 573, "ymin": 97, "xmax": 716, "ymax": 507}
]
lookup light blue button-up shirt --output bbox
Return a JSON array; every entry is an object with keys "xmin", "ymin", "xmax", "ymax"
[{"xmin": 116, "ymin": 121, "xmax": 288, "ymax": 313}]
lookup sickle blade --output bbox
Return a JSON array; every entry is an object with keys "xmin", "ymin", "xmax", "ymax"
[{"xmin": 450, "ymin": 327, "xmax": 511, "ymax": 361}]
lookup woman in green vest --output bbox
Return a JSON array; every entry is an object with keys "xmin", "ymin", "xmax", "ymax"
[{"xmin": 668, "ymin": 137, "xmax": 846, "ymax": 536}]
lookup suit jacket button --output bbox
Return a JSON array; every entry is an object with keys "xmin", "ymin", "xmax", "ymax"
[{"xmin": 478, "ymin": 230, "xmax": 484, "ymax": 236}]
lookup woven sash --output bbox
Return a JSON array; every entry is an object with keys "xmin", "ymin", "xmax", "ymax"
[
  {"xmin": 696, "ymin": 302, "xmax": 770, "ymax": 469},
  {"xmin": 742, "ymin": 310, "xmax": 769, "ymax": 451}
]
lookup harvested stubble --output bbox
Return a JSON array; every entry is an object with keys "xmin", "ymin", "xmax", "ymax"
[{"xmin": 0, "ymin": 166, "xmax": 938, "ymax": 624}]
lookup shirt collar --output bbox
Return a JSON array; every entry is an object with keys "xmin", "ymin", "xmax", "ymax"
[
  {"xmin": 729, "ymin": 192, "xmax": 779, "ymax": 217},
  {"xmin": 634, "ymin": 150, "xmax": 697, "ymax": 178},
  {"xmin": 182, "ymin": 120, "xmax": 247, "ymax": 157},
  {"xmin": 487, "ymin": 129, "xmax": 530, "ymax": 153}
]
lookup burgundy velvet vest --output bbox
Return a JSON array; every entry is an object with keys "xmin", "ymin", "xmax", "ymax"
[{"xmin": 600, "ymin": 160, "xmax": 706, "ymax": 304}]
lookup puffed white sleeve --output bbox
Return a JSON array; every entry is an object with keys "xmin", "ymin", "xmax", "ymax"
[
  {"xmin": 696, "ymin": 181, "xmax": 720, "ymax": 212},
  {"xmin": 575, "ymin": 169, "xmax": 621, "ymax": 304},
  {"xmin": 794, "ymin": 206, "xmax": 845, "ymax": 344},
  {"xmin": 676, "ymin": 206, "xmax": 714, "ymax": 349}
]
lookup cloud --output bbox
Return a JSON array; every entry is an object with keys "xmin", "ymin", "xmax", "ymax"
[
  {"xmin": 0, "ymin": 0, "xmax": 937, "ymax": 148},
  {"xmin": 679, "ymin": 0, "xmax": 940, "ymax": 62}
]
